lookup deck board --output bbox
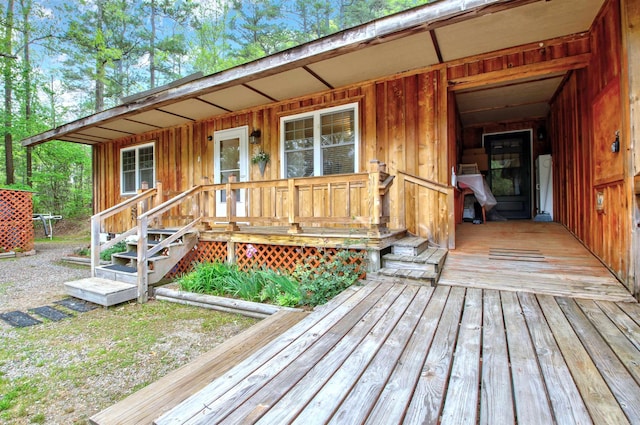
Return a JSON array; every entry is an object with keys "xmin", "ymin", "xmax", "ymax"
[
  {"xmin": 439, "ymin": 222, "xmax": 635, "ymax": 302},
  {"xmin": 150, "ymin": 276, "xmax": 639, "ymax": 425}
]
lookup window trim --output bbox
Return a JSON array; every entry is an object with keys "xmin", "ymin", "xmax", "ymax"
[
  {"xmin": 280, "ymin": 102, "xmax": 359, "ymax": 178},
  {"xmin": 120, "ymin": 142, "xmax": 156, "ymax": 196}
]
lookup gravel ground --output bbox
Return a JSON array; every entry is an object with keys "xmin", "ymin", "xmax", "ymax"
[
  {"xmin": 0, "ymin": 240, "xmax": 257, "ymax": 424},
  {"xmin": 0, "ymin": 241, "xmax": 90, "ymax": 317}
]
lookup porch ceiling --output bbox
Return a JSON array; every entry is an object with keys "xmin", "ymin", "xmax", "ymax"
[{"xmin": 22, "ymin": 0, "xmax": 605, "ymax": 147}]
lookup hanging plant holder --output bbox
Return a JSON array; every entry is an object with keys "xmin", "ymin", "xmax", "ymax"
[{"xmin": 258, "ymin": 160, "xmax": 267, "ymax": 176}]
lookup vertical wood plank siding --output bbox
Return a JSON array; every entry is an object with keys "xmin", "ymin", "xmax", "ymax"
[
  {"xmin": 95, "ymin": 69, "xmax": 449, "ymax": 243},
  {"xmin": 550, "ymin": 0, "xmax": 629, "ymax": 286}
]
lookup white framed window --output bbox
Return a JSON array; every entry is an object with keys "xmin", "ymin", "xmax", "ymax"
[
  {"xmin": 120, "ymin": 142, "xmax": 155, "ymax": 195},
  {"xmin": 281, "ymin": 102, "xmax": 359, "ymax": 178}
]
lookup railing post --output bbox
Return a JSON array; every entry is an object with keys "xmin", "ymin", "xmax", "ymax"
[
  {"xmin": 288, "ymin": 178, "xmax": 302, "ymax": 234},
  {"xmin": 137, "ymin": 215, "xmax": 149, "ymax": 303},
  {"xmin": 138, "ymin": 181, "xmax": 149, "ymax": 218},
  {"xmin": 90, "ymin": 215, "xmax": 101, "ymax": 277},
  {"xmin": 226, "ymin": 175, "xmax": 239, "ymax": 231},
  {"xmin": 155, "ymin": 181, "xmax": 163, "ymax": 228},
  {"xmin": 200, "ymin": 178, "xmax": 211, "ymax": 230},
  {"xmin": 368, "ymin": 160, "xmax": 387, "ymax": 236}
]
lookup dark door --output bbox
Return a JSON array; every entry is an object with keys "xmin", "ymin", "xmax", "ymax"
[{"xmin": 484, "ymin": 131, "xmax": 532, "ymax": 219}]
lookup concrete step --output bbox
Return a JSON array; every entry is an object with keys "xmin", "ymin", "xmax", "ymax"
[
  {"xmin": 391, "ymin": 236, "xmax": 430, "ymax": 256},
  {"xmin": 64, "ymin": 277, "xmax": 137, "ymax": 307}
]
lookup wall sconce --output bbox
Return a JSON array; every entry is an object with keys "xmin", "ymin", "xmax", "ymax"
[
  {"xmin": 249, "ymin": 129, "xmax": 261, "ymax": 144},
  {"xmin": 207, "ymin": 135, "xmax": 213, "ymax": 141},
  {"xmin": 537, "ymin": 126, "xmax": 546, "ymax": 141},
  {"xmin": 611, "ymin": 130, "xmax": 620, "ymax": 153}
]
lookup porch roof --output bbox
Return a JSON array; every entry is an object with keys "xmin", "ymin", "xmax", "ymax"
[{"xmin": 21, "ymin": 0, "xmax": 604, "ymax": 147}]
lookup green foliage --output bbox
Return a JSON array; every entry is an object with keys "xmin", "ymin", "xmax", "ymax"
[
  {"xmin": 294, "ymin": 249, "xmax": 365, "ymax": 306},
  {"xmin": 178, "ymin": 262, "xmax": 302, "ymax": 307},
  {"xmin": 100, "ymin": 241, "xmax": 127, "ymax": 261},
  {"xmin": 178, "ymin": 249, "xmax": 366, "ymax": 307}
]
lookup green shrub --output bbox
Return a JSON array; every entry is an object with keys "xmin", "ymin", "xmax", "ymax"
[
  {"xmin": 294, "ymin": 250, "xmax": 366, "ymax": 306},
  {"xmin": 176, "ymin": 249, "xmax": 366, "ymax": 308},
  {"xmin": 100, "ymin": 242, "xmax": 127, "ymax": 261}
]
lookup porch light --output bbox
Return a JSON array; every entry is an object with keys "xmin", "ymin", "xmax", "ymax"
[{"xmin": 250, "ymin": 129, "xmax": 261, "ymax": 144}]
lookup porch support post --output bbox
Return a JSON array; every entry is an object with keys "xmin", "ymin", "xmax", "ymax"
[
  {"xmin": 288, "ymin": 178, "xmax": 302, "ymax": 234},
  {"xmin": 366, "ymin": 248, "xmax": 381, "ymax": 273},
  {"xmin": 226, "ymin": 175, "xmax": 240, "ymax": 231},
  {"xmin": 227, "ymin": 240, "xmax": 236, "ymax": 265},
  {"xmin": 621, "ymin": 0, "xmax": 640, "ymax": 299}
]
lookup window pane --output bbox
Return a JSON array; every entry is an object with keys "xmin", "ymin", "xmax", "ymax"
[
  {"xmin": 122, "ymin": 150, "xmax": 136, "ymax": 192},
  {"xmin": 286, "ymin": 150, "xmax": 314, "ymax": 178},
  {"xmin": 138, "ymin": 146, "xmax": 154, "ymax": 188},
  {"xmin": 321, "ymin": 110, "xmax": 354, "ymax": 146},
  {"xmin": 323, "ymin": 144, "xmax": 354, "ymax": 175},
  {"xmin": 284, "ymin": 118, "xmax": 313, "ymax": 150}
]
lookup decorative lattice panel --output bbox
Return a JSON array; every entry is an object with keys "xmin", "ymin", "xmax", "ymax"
[
  {"xmin": 165, "ymin": 241, "xmax": 227, "ymax": 278},
  {"xmin": 0, "ymin": 189, "xmax": 34, "ymax": 252},
  {"xmin": 235, "ymin": 243, "xmax": 366, "ymax": 277}
]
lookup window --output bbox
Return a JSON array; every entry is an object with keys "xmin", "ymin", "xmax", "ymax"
[
  {"xmin": 281, "ymin": 103, "xmax": 358, "ymax": 178},
  {"xmin": 120, "ymin": 143, "xmax": 155, "ymax": 195}
]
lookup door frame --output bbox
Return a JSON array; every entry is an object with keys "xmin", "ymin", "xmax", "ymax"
[
  {"xmin": 213, "ymin": 126, "xmax": 249, "ymax": 217},
  {"xmin": 482, "ymin": 129, "xmax": 534, "ymax": 219}
]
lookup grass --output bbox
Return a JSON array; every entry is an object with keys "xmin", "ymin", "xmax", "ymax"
[{"xmin": 0, "ymin": 300, "xmax": 257, "ymax": 423}]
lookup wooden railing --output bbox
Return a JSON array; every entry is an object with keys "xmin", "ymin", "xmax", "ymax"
[
  {"xmin": 90, "ymin": 183, "xmax": 163, "ymax": 276},
  {"xmin": 397, "ymin": 171, "xmax": 455, "ymax": 249},
  {"xmin": 95, "ymin": 160, "xmax": 394, "ymax": 302}
]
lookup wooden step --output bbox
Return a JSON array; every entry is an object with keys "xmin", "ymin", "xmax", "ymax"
[
  {"xmin": 391, "ymin": 236, "xmax": 430, "ymax": 256},
  {"xmin": 383, "ymin": 247, "xmax": 448, "ymax": 273},
  {"xmin": 95, "ymin": 264, "xmax": 138, "ymax": 284},
  {"xmin": 378, "ymin": 268, "xmax": 440, "ymax": 285},
  {"xmin": 64, "ymin": 277, "xmax": 137, "ymax": 307},
  {"xmin": 89, "ymin": 309, "xmax": 309, "ymax": 425}
]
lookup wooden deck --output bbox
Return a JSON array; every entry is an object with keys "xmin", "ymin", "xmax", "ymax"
[
  {"xmin": 439, "ymin": 222, "xmax": 635, "ymax": 302},
  {"xmin": 155, "ymin": 275, "xmax": 640, "ymax": 425}
]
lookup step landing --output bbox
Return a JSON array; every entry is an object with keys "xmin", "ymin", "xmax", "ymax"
[{"xmin": 64, "ymin": 277, "xmax": 137, "ymax": 307}]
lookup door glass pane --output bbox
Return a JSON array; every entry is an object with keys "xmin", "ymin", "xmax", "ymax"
[
  {"xmin": 219, "ymin": 138, "xmax": 240, "ymax": 203},
  {"xmin": 490, "ymin": 139, "xmax": 523, "ymax": 196}
]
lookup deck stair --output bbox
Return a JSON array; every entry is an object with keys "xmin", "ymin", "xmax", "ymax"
[
  {"xmin": 379, "ymin": 236, "xmax": 447, "ymax": 285},
  {"xmin": 65, "ymin": 229, "xmax": 198, "ymax": 306}
]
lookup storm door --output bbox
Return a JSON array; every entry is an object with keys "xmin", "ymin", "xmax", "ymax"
[
  {"xmin": 483, "ymin": 131, "xmax": 532, "ymax": 219},
  {"xmin": 213, "ymin": 126, "xmax": 249, "ymax": 217}
]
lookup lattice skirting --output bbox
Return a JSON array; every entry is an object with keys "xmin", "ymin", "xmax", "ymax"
[
  {"xmin": 0, "ymin": 190, "xmax": 34, "ymax": 252},
  {"xmin": 165, "ymin": 241, "xmax": 366, "ymax": 279}
]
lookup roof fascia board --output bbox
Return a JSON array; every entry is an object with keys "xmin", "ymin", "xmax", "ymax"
[{"xmin": 22, "ymin": 0, "xmax": 533, "ymax": 147}]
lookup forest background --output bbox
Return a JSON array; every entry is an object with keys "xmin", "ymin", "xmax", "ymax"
[{"xmin": 1, "ymin": 0, "xmax": 428, "ymax": 219}]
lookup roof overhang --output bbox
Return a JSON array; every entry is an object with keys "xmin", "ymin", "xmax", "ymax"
[{"xmin": 21, "ymin": 0, "xmax": 605, "ymax": 147}]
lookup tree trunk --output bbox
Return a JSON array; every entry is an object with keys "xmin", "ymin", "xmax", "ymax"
[
  {"xmin": 3, "ymin": 0, "xmax": 15, "ymax": 185},
  {"xmin": 150, "ymin": 0, "xmax": 156, "ymax": 88},
  {"xmin": 21, "ymin": 0, "xmax": 32, "ymax": 186}
]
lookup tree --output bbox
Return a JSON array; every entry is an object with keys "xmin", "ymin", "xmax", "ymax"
[
  {"xmin": 3, "ymin": 0, "xmax": 15, "ymax": 185},
  {"xmin": 190, "ymin": 0, "xmax": 235, "ymax": 74}
]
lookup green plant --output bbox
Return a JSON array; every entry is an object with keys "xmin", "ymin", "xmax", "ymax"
[
  {"xmin": 100, "ymin": 242, "xmax": 127, "ymax": 261},
  {"xmin": 75, "ymin": 246, "xmax": 91, "ymax": 257},
  {"xmin": 177, "ymin": 262, "xmax": 301, "ymax": 307},
  {"xmin": 251, "ymin": 150, "xmax": 270, "ymax": 164},
  {"xmin": 294, "ymin": 250, "xmax": 366, "ymax": 306}
]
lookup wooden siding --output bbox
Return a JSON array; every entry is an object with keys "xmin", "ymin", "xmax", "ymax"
[
  {"xmin": 94, "ymin": 70, "xmax": 451, "ymax": 244},
  {"xmin": 550, "ymin": 0, "xmax": 630, "ymax": 287}
]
